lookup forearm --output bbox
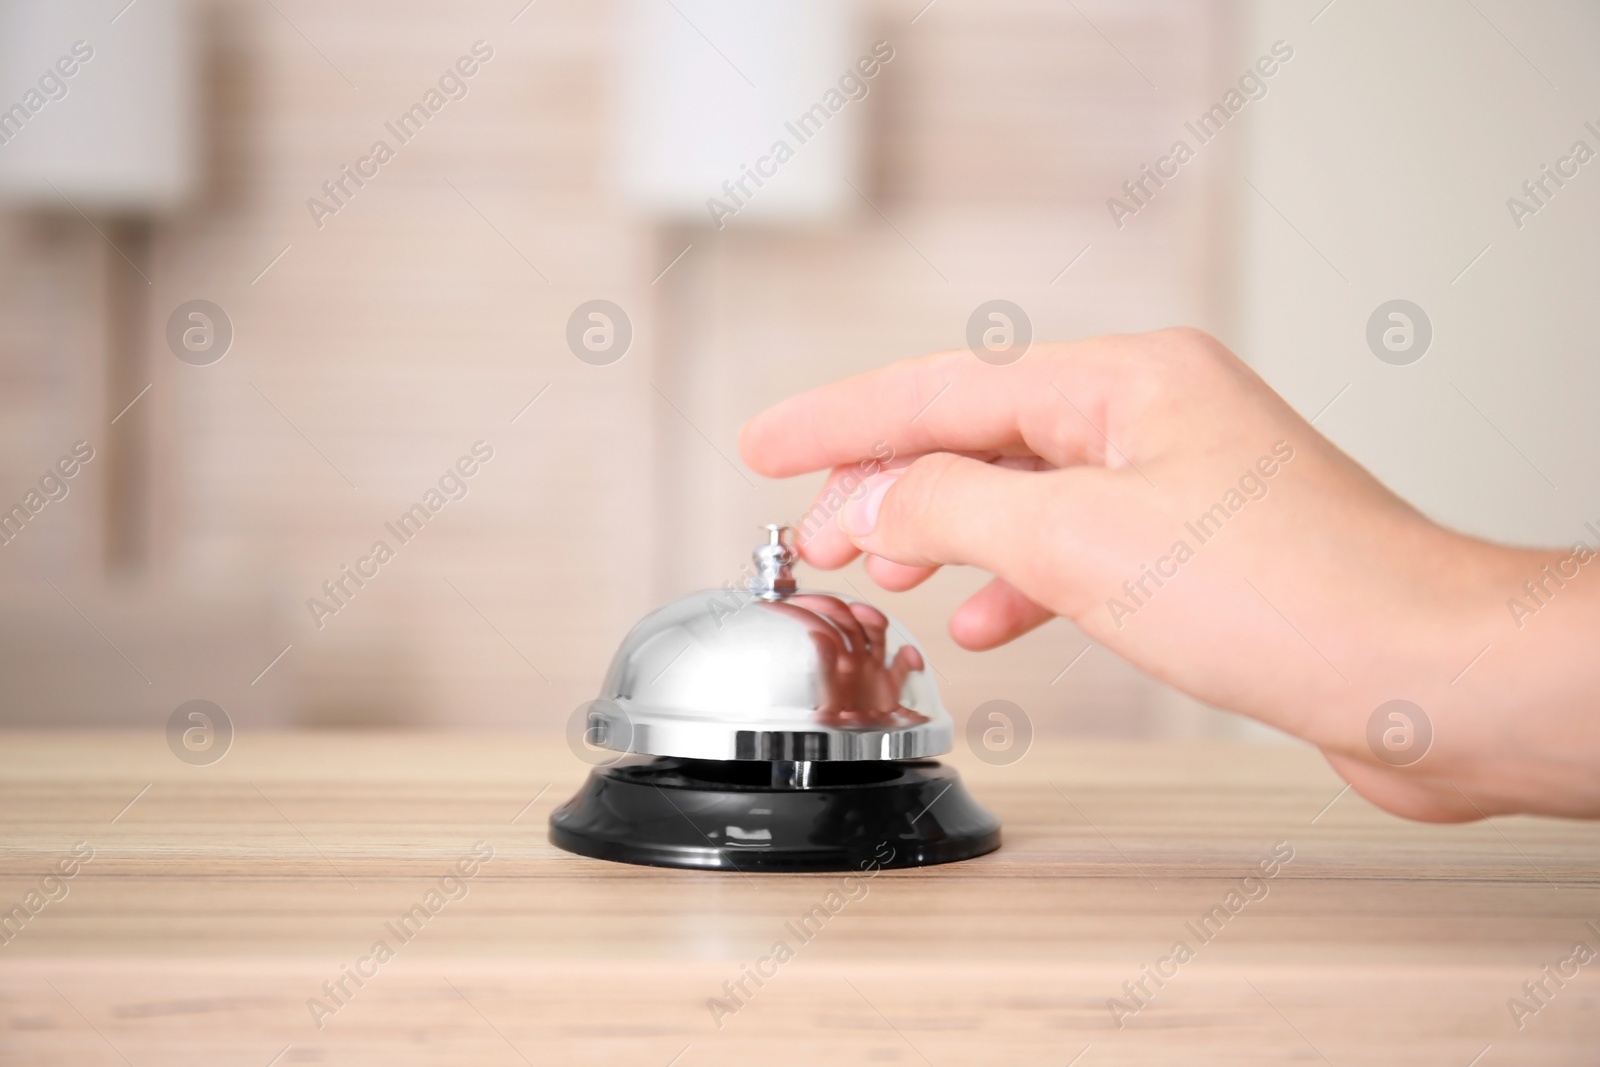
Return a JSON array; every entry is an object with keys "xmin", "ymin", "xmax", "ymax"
[
  {"xmin": 1443, "ymin": 540, "xmax": 1600, "ymax": 815},
  {"xmin": 1320, "ymin": 535, "xmax": 1600, "ymax": 819}
]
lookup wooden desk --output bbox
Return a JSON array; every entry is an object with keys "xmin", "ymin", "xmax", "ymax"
[{"xmin": 1, "ymin": 733, "xmax": 1596, "ymax": 1065}]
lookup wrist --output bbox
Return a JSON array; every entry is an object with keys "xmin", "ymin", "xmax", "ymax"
[{"xmin": 1304, "ymin": 524, "xmax": 1511, "ymax": 777}]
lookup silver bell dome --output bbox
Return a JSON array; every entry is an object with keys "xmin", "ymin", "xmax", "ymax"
[{"xmin": 585, "ymin": 525, "xmax": 952, "ymax": 761}]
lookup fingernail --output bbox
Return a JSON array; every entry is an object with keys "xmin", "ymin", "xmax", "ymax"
[{"xmin": 843, "ymin": 470, "xmax": 900, "ymax": 539}]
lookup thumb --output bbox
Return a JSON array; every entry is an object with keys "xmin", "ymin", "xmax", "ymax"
[{"xmin": 841, "ymin": 453, "xmax": 1066, "ymax": 578}]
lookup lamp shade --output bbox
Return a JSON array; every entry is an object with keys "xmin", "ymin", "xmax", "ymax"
[
  {"xmin": 0, "ymin": 0, "xmax": 199, "ymax": 213},
  {"xmin": 614, "ymin": 0, "xmax": 867, "ymax": 227}
]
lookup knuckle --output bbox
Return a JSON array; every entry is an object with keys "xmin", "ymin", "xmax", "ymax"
[
  {"xmin": 1155, "ymin": 324, "xmax": 1221, "ymax": 351},
  {"xmin": 1151, "ymin": 326, "xmax": 1234, "ymax": 375},
  {"xmin": 1114, "ymin": 327, "xmax": 1234, "ymax": 406}
]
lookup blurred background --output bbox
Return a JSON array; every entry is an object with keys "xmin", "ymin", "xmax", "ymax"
[{"xmin": 0, "ymin": 0, "xmax": 1596, "ymax": 741}]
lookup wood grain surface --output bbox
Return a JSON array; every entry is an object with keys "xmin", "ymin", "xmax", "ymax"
[{"xmin": 1, "ymin": 732, "xmax": 1597, "ymax": 1065}]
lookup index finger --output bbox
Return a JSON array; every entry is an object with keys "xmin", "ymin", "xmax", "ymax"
[{"xmin": 737, "ymin": 338, "xmax": 1129, "ymax": 478}]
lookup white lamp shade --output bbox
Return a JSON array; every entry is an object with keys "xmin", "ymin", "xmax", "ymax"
[
  {"xmin": 0, "ymin": 0, "xmax": 199, "ymax": 212},
  {"xmin": 614, "ymin": 0, "xmax": 865, "ymax": 226}
]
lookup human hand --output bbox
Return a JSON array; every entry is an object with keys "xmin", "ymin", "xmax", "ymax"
[
  {"xmin": 740, "ymin": 329, "xmax": 1600, "ymax": 821},
  {"xmin": 765, "ymin": 595, "xmax": 928, "ymax": 730}
]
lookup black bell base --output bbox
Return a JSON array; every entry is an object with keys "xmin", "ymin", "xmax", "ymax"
[{"xmin": 549, "ymin": 756, "xmax": 1001, "ymax": 872}]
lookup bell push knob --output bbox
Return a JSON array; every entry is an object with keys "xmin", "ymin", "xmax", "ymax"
[{"xmin": 748, "ymin": 523, "xmax": 798, "ymax": 600}]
